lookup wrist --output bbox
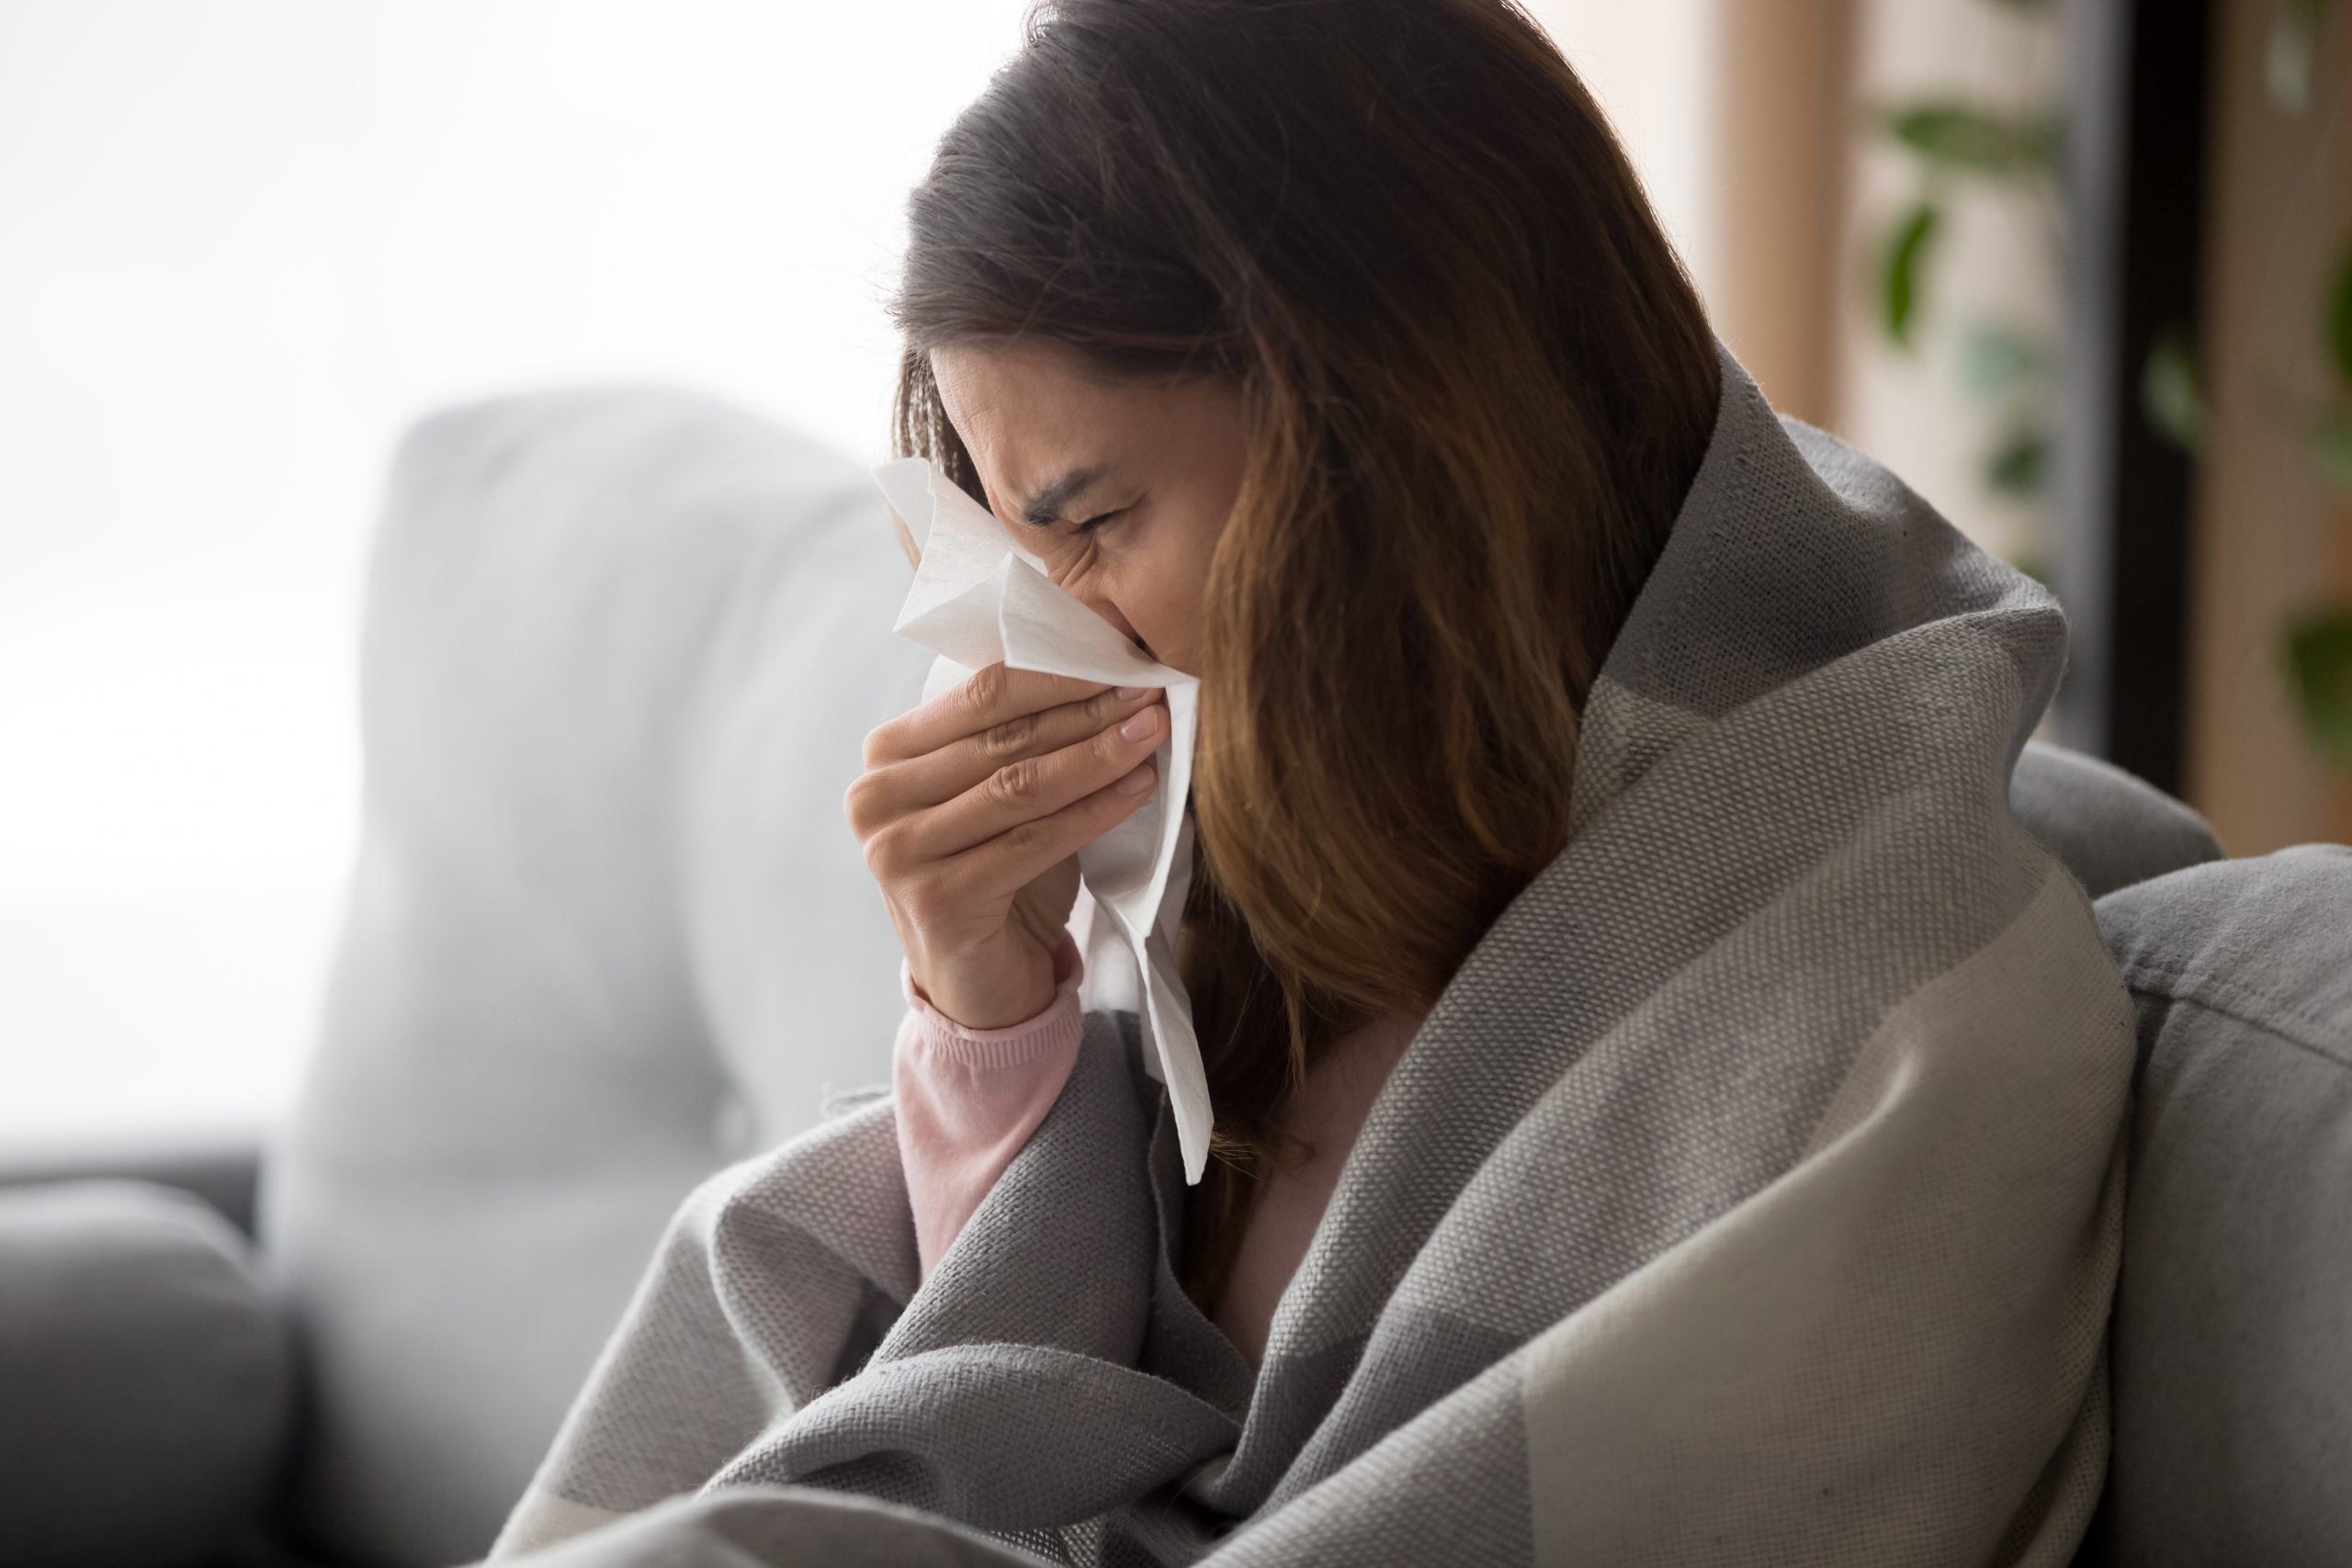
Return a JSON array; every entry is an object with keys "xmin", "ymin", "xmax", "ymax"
[
  {"xmin": 904, "ymin": 931, "xmax": 1082, "ymax": 1033},
  {"xmin": 899, "ymin": 942, "xmax": 1083, "ymax": 1066},
  {"xmin": 903, "ymin": 931, "xmax": 1077, "ymax": 1029}
]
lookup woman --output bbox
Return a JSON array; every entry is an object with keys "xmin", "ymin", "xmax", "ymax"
[
  {"xmin": 488, "ymin": 2, "xmax": 2134, "ymax": 1564},
  {"xmin": 865, "ymin": 0, "xmax": 1723, "ymax": 1348}
]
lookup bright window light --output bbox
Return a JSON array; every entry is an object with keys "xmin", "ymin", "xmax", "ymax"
[{"xmin": 0, "ymin": 0, "xmax": 1028, "ymax": 1144}]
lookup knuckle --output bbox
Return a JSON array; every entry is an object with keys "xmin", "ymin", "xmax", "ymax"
[
  {"xmin": 962, "ymin": 661, "xmax": 1009, "ymax": 714},
  {"xmin": 978, "ymin": 710, "xmax": 1040, "ymax": 761},
  {"xmin": 842, "ymin": 772, "xmax": 878, "ymax": 832},
  {"xmin": 983, "ymin": 757, "xmax": 1045, "ymax": 808},
  {"xmin": 863, "ymin": 822, "xmax": 909, "ymax": 879}
]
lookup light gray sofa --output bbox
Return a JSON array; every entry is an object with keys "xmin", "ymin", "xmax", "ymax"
[{"xmin": 0, "ymin": 386, "xmax": 2343, "ymax": 1568}]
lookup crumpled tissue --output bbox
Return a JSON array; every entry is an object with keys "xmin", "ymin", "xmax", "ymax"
[{"xmin": 870, "ymin": 457, "xmax": 1211, "ymax": 1183}]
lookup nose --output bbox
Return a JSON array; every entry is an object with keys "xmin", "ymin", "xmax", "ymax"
[{"xmin": 1082, "ymin": 592, "xmax": 1155, "ymax": 661}]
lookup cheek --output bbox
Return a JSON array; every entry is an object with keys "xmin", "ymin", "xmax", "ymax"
[{"xmin": 1122, "ymin": 537, "xmax": 1216, "ymax": 671}]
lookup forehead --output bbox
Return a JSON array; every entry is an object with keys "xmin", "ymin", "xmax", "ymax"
[
  {"xmin": 932, "ymin": 338, "xmax": 1121, "ymax": 441},
  {"xmin": 927, "ymin": 338, "xmax": 1248, "ymax": 524},
  {"xmin": 928, "ymin": 338, "xmax": 1161, "ymax": 480}
]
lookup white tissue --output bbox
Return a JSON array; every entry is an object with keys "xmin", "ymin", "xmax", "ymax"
[{"xmin": 870, "ymin": 457, "xmax": 1213, "ymax": 1184}]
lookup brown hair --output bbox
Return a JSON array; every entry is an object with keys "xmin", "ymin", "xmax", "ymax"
[{"xmin": 887, "ymin": 0, "xmax": 1719, "ymax": 1309}]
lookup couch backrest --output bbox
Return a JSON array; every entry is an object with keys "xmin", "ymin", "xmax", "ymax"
[
  {"xmin": 2008, "ymin": 742, "xmax": 2223, "ymax": 900},
  {"xmin": 2081, "ymin": 845, "xmax": 2352, "ymax": 1565},
  {"xmin": 260, "ymin": 385, "xmax": 933, "ymax": 1567}
]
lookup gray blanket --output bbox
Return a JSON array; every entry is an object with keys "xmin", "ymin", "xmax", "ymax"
[{"xmin": 483, "ymin": 334, "xmax": 2135, "ymax": 1567}]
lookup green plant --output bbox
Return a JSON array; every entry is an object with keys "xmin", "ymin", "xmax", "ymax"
[
  {"xmin": 2289, "ymin": 239, "xmax": 2352, "ymax": 762},
  {"xmin": 1863, "ymin": 0, "xmax": 2352, "ymax": 765},
  {"xmin": 1864, "ymin": 70, "xmax": 2066, "ymax": 590},
  {"xmin": 2144, "ymin": 1, "xmax": 2352, "ymax": 764}
]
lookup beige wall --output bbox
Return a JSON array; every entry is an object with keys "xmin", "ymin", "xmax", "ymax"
[
  {"xmin": 1535, "ymin": 0, "xmax": 2352, "ymax": 844},
  {"xmin": 1826, "ymin": 0, "xmax": 2066, "ymax": 571},
  {"xmin": 1537, "ymin": 0, "xmax": 2056, "ymax": 555},
  {"xmin": 2183, "ymin": 0, "xmax": 2352, "ymax": 853},
  {"xmin": 1708, "ymin": 0, "xmax": 1860, "ymax": 426},
  {"xmin": 1529, "ymin": 0, "xmax": 1859, "ymax": 425}
]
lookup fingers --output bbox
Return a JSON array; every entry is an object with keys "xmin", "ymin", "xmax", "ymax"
[
  {"xmin": 845, "ymin": 659, "xmax": 1169, "ymax": 926},
  {"xmin": 878, "ymin": 682, "xmax": 1163, "ymax": 812},
  {"xmin": 898, "ymin": 696, "xmax": 1165, "ymax": 864},
  {"xmin": 928, "ymin": 753, "xmax": 1160, "ymax": 905},
  {"xmin": 865, "ymin": 662, "xmax": 1128, "ymax": 767}
]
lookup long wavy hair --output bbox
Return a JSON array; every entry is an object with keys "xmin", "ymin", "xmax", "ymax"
[{"xmin": 886, "ymin": 0, "xmax": 1720, "ymax": 1310}]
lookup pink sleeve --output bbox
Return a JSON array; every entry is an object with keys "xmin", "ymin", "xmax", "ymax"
[{"xmin": 892, "ymin": 931, "xmax": 1085, "ymax": 1284}]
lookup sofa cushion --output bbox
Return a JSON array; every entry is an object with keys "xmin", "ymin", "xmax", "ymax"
[
  {"xmin": 0, "ymin": 1179, "xmax": 293, "ymax": 1568},
  {"xmin": 2009, "ymin": 740, "xmax": 2223, "ymax": 899},
  {"xmin": 259, "ymin": 386, "xmax": 933, "ymax": 1567},
  {"xmin": 2088, "ymin": 844, "xmax": 2352, "ymax": 1564}
]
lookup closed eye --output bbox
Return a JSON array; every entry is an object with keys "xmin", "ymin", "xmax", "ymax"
[{"xmin": 1070, "ymin": 506, "xmax": 1129, "ymax": 536}]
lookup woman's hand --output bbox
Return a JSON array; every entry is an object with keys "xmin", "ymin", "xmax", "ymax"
[{"xmin": 846, "ymin": 663, "xmax": 1164, "ymax": 1030}]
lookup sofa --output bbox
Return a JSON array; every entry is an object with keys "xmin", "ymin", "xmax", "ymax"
[{"xmin": 0, "ymin": 384, "xmax": 2344, "ymax": 1568}]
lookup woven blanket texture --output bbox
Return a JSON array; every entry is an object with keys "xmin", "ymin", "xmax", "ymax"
[{"xmin": 482, "ymin": 333, "xmax": 2135, "ymax": 1568}]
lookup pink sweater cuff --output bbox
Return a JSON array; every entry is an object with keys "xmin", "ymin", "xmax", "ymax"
[
  {"xmin": 897, "ymin": 931, "xmax": 1084, "ymax": 1065},
  {"xmin": 894, "ymin": 931, "xmax": 1086, "ymax": 1283}
]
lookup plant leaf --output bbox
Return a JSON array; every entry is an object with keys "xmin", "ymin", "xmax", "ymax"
[
  {"xmin": 1984, "ymin": 425, "xmax": 2050, "ymax": 499},
  {"xmin": 1881, "ymin": 102, "xmax": 2061, "ymax": 178},
  {"xmin": 1882, "ymin": 202, "xmax": 1941, "ymax": 349},
  {"xmin": 2328, "ymin": 237, "xmax": 2352, "ymax": 386},
  {"xmin": 2142, "ymin": 324, "xmax": 2203, "ymax": 452},
  {"xmin": 1960, "ymin": 321, "xmax": 2056, "ymax": 401},
  {"xmin": 2267, "ymin": 0, "xmax": 2334, "ymax": 114},
  {"xmin": 2310, "ymin": 404, "xmax": 2352, "ymax": 496},
  {"xmin": 2284, "ymin": 604, "xmax": 2352, "ymax": 762},
  {"xmin": 2005, "ymin": 548, "xmax": 2055, "ymax": 593}
]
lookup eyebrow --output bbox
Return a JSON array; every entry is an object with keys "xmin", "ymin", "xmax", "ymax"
[{"xmin": 1017, "ymin": 465, "xmax": 1111, "ymax": 527}]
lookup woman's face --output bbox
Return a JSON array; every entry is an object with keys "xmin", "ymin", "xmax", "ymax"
[{"xmin": 929, "ymin": 336, "xmax": 1250, "ymax": 677}]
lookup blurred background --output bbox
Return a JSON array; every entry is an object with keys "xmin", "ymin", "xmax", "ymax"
[{"xmin": 2, "ymin": 0, "xmax": 2345, "ymax": 1147}]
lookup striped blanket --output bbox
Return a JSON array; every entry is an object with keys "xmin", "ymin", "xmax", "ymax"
[{"xmin": 482, "ymin": 334, "xmax": 2134, "ymax": 1567}]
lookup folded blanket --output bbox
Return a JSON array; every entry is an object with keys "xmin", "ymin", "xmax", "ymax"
[{"xmin": 484, "ymin": 333, "xmax": 2135, "ymax": 1568}]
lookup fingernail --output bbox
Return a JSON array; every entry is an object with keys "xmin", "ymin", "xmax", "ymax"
[
  {"xmin": 1115, "ymin": 685, "xmax": 1147, "ymax": 699},
  {"xmin": 1121, "ymin": 707, "xmax": 1159, "ymax": 740},
  {"xmin": 1116, "ymin": 763, "xmax": 1155, "ymax": 794}
]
